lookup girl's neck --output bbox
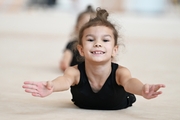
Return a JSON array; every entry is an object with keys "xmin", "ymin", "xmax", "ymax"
[
  {"xmin": 84, "ymin": 60, "xmax": 112, "ymax": 92},
  {"xmin": 84, "ymin": 60, "xmax": 112, "ymax": 81}
]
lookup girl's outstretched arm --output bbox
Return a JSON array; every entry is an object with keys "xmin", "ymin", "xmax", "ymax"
[
  {"xmin": 116, "ymin": 66, "xmax": 165, "ymax": 99},
  {"xmin": 22, "ymin": 66, "xmax": 79, "ymax": 97}
]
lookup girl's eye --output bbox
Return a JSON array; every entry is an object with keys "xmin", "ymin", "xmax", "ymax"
[
  {"xmin": 103, "ymin": 39, "xmax": 109, "ymax": 42},
  {"xmin": 87, "ymin": 39, "xmax": 94, "ymax": 42}
]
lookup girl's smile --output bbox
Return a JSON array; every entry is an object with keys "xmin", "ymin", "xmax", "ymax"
[{"xmin": 90, "ymin": 50, "xmax": 105, "ymax": 54}]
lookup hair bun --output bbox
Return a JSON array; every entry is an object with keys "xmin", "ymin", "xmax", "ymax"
[{"xmin": 96, "ymin": 7, "xmax": 109, "ymax": 20}]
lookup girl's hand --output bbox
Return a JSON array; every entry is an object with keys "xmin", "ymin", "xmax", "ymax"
[
  {"xmin": 142, "ymin": 84, "xmax": 165, "ymax": 99},
  {"xmin": 22, "ymin": 81, "xmax": 53, "ymax": 97}
]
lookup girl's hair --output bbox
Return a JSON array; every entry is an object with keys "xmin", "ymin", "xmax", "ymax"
[{"xmin": 78, "ymin": 7, "xmax": 119, "ymax": 46}]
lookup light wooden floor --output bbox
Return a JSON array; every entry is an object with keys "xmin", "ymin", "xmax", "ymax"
[{"xmin": 0, "ymin": 9, "xmax": 180, "ymax": 120}]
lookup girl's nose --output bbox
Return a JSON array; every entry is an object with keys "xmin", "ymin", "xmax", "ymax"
[{"xmin": 93, "ymin": 42, "xmax": 102, "ymax": 47}]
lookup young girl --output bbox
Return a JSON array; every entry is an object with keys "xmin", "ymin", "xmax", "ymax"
[
  {"xmin": 22, "ymin": 8, "xmax": 165, "ymax": 110},
  {"xmin": 59, "ymin": 5, "xmax": 95, "ymax": 71}
]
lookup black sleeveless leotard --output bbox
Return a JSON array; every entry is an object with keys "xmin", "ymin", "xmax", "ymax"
[{"xmin": 70, "ymin": 62, "xmax": 135, "ymax": 110}]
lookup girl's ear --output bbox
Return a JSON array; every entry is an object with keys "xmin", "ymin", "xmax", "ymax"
[
  {"xmin": 77, "ymin": 44, "xmax": 84, "ymax": 57},
  {"xmin": 112, "ymin": 45, "xmax": 118, "ymax": 57}
]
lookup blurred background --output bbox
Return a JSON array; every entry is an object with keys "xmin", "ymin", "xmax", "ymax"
[
  {"xmin": 0, "ymin": 0, "xmax": 180, "ymax": 76},
  {"xmin": 0, "ymin": 0, "xmax": 180, "ymax": 71},
  {"xmin": 0, "ymin": 0, "xmax": 179, "ymax": 40},
  {"xmin": 0, "ymin": 1, "xmax": 180, "ymax": 120},
  {"xmin": 0, "ymin": 0, "xmax": 180, "ymax": 14},
  {"xmin": 0, "ymin": 0, "xmax": 180, "ymax": 40}
]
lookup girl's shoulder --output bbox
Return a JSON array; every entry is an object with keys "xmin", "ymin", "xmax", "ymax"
[
  {"xmin": 64, "ymin": 65, "xmax": 80, "ymax": 85},
  {"xmin": 115, "ymin": 65, "xmax": 132, "ymax": 85},
  {"xmin": 116, "ymin": 65, "xmax": 131, "ymax": 75}
]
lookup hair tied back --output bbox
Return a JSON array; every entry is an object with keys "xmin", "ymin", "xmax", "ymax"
[{"xmin": 96, "ymin": 7, "xmax": 109, "ymax": 20}]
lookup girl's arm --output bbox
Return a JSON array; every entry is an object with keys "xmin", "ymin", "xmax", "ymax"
[
  {"xmin": 116, "ymin": 66, "xmax": 165, "ymax": 99},
  {"xmin": 52, "ymin": 66, "xmax": 79, "ymax": 92},
  {"xmin": 22, "ymin": 66, "xmax": 79, "ymax": 97}
]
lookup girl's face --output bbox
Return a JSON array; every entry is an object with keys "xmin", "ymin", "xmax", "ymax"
[{"xmin": 77, "ymin": 26, "xmax": 118, "ymax": 63}]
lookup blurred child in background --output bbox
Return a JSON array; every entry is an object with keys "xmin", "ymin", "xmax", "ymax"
[{"xmin": 59, "ymin": 5, "xmax": 96, "ymax": 71}]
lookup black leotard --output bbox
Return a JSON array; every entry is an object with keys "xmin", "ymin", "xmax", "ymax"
[{"xmin": 70, "ymin": 62, "xmax": 136, "ymax": 110}]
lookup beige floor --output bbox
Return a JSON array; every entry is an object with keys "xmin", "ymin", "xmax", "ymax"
[{"xmin": 0, "ymin": 10, "xmax": 180, "ymax": 120}]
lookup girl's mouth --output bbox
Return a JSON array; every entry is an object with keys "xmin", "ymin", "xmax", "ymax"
[{"xmin": 91, "ymin": 51, "xmax": 105, "ymax": 54}]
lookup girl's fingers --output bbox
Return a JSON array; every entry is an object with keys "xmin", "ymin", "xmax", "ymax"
[
  {"xmin": 24, "ymin": 81, "xmax": 39, "ymax": 86},
  {"xmin": 154, "ymin": 84, "xmax": 165, "ymax": 91},
  {"xmin": 151, "ymin": 91, "xmax": 162, "ymax": 96},
  {"xmin": 142, "ymin": 84, "xmax": 165, "ymax": 99},
  {"xmin": 149, "ymin": 85, "xmax": 155, "ymax": 95},
  {"xmin": 149, "ymin": 87, "xmax": 162, "ymax": 98},
  {"xmin": 25, "ymin": 88, "xmax": 38, "ymax": 93},
  {"xmin": 160, "ymin": 84, "xmax": 165, "ymax": 87},
  {"xmin": 150, "ymin": 95, "xmax": 158, "ymax": 99},
  {"xmin": 24, "ymin": 81, "xmax": 34, "ymax": 84},
  {"xmin": 32, "ymin": 93, "xmax": 41, "ymax": 97},
  {"xmin": 23, "ymin": 84, "xmax": 38, "ymax": 90}
]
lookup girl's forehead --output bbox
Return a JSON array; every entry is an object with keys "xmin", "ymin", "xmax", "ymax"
[{"xmin": 83, "ymin": 26, "xmax": 113, "ymax": 36}]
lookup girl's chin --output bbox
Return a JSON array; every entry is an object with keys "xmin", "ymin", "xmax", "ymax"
[{"xmin": 86, "ymin": 59, "xmax": 110, "ymax": 63}]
